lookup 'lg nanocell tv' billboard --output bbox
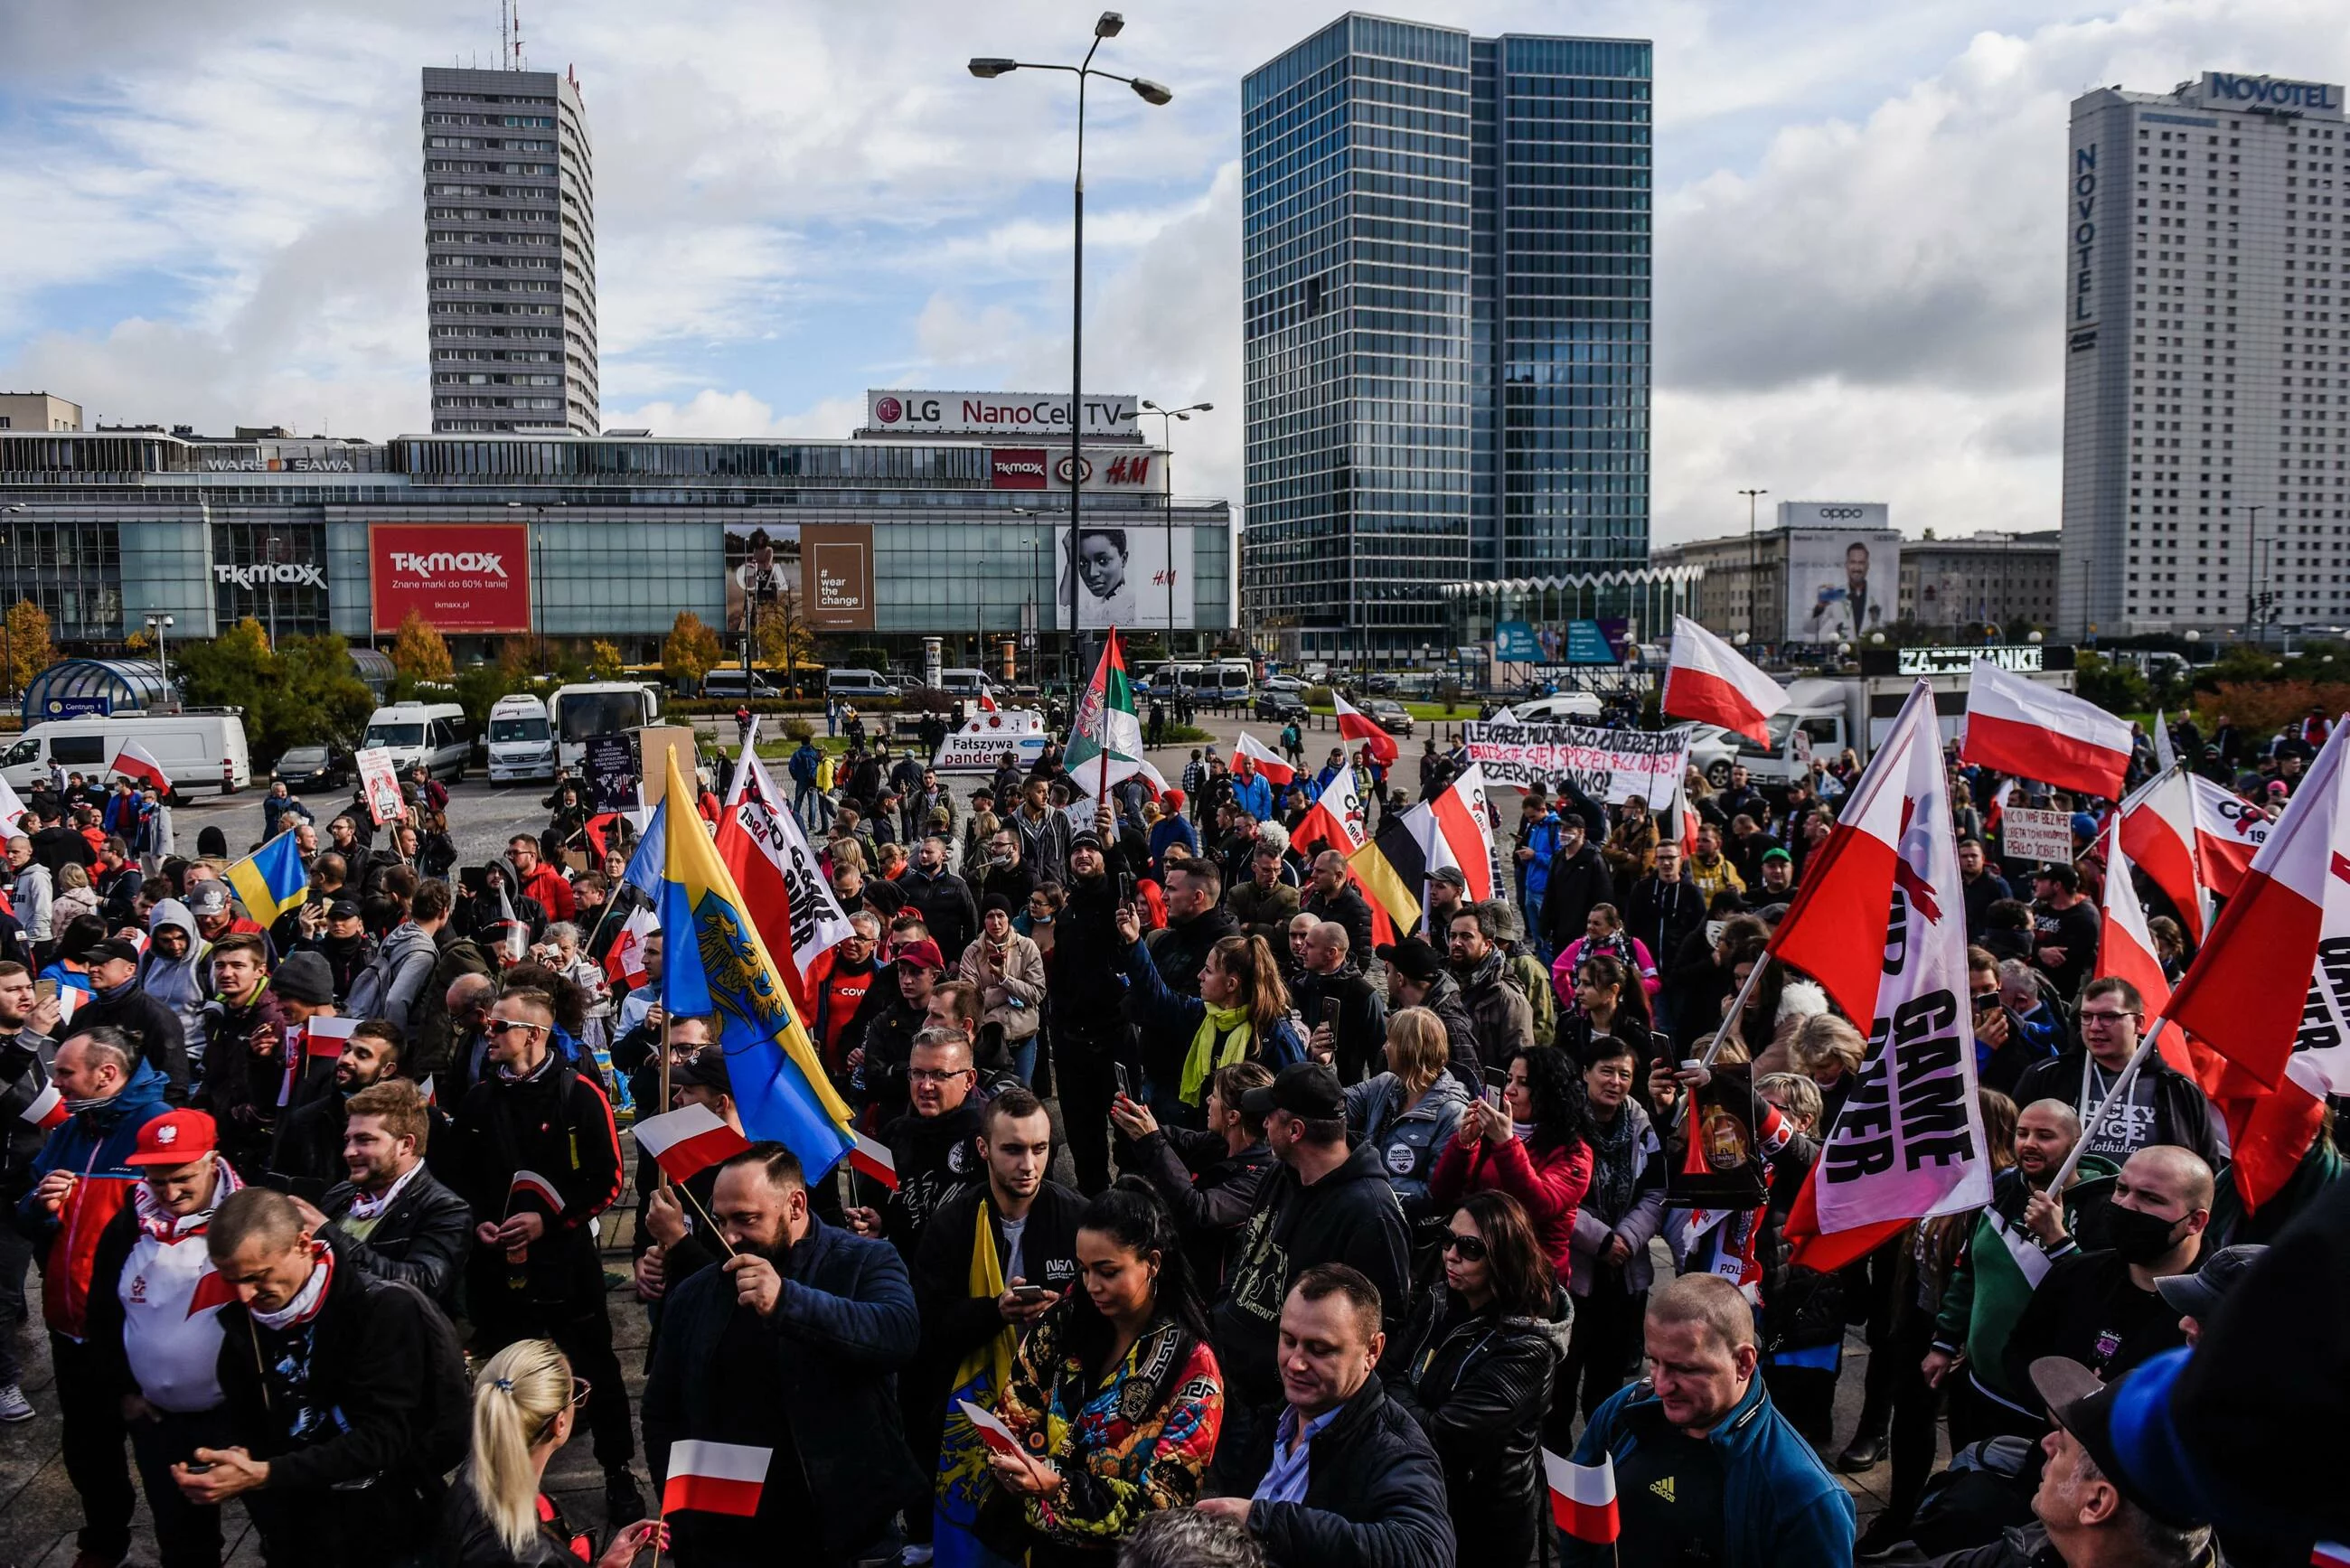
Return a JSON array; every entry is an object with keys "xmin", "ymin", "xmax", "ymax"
[{"xmin": 865, "ymin": 389, "xmax": 1137, "ymax": 438}]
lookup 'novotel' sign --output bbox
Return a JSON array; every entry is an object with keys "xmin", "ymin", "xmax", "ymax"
[
  {"xmin": 2072, "ymin": 138, "xmax": 2099, "ymax": 325},
  {"xmin": 2201, "ymin": 73, "xmax": 2343, "ymax": 114}
]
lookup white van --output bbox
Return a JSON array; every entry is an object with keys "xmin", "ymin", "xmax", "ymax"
[
  {"xmin": 825, "ymin": 668, "xmax": 895, "ymax": 699},
  {"xmin": 935, "ymin": 668, "xmax": 995, "ymax": 699},
  {"xmin": 485, "ymin": 693, "xmax": 556, "ymax": 784},
  {"xmin": 1506, "ymin": 692, "xmax": 1605, "ymax": 724},
  {"xmin": 362, "ymin": 701, "xmax": 473, "ymax": 782},
  {"xmin": 0, "ymin": 712, "xmax": 252, "ymax": 798},
  {"xmin": 700, "ymin": 668, "xmax": 781, "ymax": 700},
  {"xmin": 547, "ymin": 682, "xmax": 662, "ymax": 771}
]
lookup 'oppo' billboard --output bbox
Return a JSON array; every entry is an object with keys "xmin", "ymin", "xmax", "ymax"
[{"xmin": 370, "ymin": 522, "xmax": 533, "ymax": 634}]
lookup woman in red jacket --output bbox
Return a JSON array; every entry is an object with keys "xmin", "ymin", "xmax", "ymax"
[{"xmin": 1429, "ymin": 1045, "xmax": 1593, "ymax": 1281}]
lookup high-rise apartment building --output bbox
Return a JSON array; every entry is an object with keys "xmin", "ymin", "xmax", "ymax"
[
  {"xmin": 422, "ymin": 66, "xmax": 597, "ymax": 435},
  {"xmin": 2061, "ymin": 72, "xmax": 2348, "ymax": 637},
  {"xmin": 1241, "ymin": 14, "xmax": 1651, "ymax": 659}
]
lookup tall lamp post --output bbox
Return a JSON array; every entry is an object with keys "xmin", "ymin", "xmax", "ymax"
[
  {"xmin": 2243, "ymin": 502, "xmax": 2267, "ymax": 646},
  {"xmin": 1136, "ymin": 399, "xmax": 1210, "ymax": 655},
  {"xmin": 971, "ymin": 14, "xmax": 1173, "ymax": 687},
  {"xmin": 1737, "ymin": 488, "xmax": 1768, "ymax": 645},
  {"xmin": 261, "ymin": 534, "xmax": 283, "ymax": 648},
  {"xmin": 146, "ymin": 615, "xmax": 175, "ymax": 698}
]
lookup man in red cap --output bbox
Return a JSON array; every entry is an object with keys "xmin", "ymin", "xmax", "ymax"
[
  {"xmin": 846, "ymin": 934, "xmax": 947, "ymax": 1126},
  {"xmin": 86, "ymin": 1109, "xmax": 243, "ymax": 1568}
]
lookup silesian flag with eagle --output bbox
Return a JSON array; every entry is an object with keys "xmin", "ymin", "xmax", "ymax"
[{"xmin": 1066, "ymin": 629, "xmax": 1149, "ymax": 797}]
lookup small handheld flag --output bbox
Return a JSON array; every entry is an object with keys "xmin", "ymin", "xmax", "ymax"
[
  {"xmin": 634, "ymin": 1103, "xmax": 753, "ymax": 1185},
  {"xmin": 110, "ymin": 741, "xmax": 173, "ymax": 793},
  {"xmin": 507, "ymin": 1169, "xmax": 566, "ymax": 1217},
  {"xmin": 662, "ymin": 1440, "xmax": 770, "ymax": 1517},
  {"xmin": 19, "ymin": 1082, "xmax": 67, "ymax": 1131},
  {"xmin": 1544, "ymin": 1449, "xmax": 1619, "ymax": 1545},
  {"xmin": 955, "ymin": 1398, "xmax": 1024, "ymax": 1458},
  {"xmin": 305, "ymin": 1016, "xmax": 356, "ymax": 1059},
  {"xmin": 1331, "ymin": 692, "xmax": 1400, "ymax": 767},
  {"xmin": 850, "ymin": 1131, "xmax": 898, "ymax": 1191}
]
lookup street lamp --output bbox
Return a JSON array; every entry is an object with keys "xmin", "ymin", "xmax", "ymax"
[
  {"xmin": 1738, "ymin": 488, "xmax": 1768, "ymax": 645},
  {"xmin": 146, "ymin": 615, "xmax": 175, "ymax": 698},
  {"xmin": 262, "ymin": 534, "xmax": 283, "ymax": 648},
  {"xmin": 971, "ymin": 12, "xmax": 1174, "ymax": 687},
  {"xmin": 2243, "ymin": 503, "xmax": 2266, "ymax": 646},
  {"xmin": 1136, "ymin": 399, "xmax": 1211, "ymax": 653}
]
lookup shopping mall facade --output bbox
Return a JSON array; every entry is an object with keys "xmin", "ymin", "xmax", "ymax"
[{"xmin": 0, "ymin": 390, "xmax": 1235, "ymax": 678}]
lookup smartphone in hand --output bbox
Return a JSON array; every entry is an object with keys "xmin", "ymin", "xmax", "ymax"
[{"xmin": 1113, "ymin": 1064, "xmax": 1132, "ymax": 1100}]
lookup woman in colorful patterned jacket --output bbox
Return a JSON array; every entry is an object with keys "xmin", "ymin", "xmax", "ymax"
[{"xmin": 983, "ymin": 1179, "xmax": 1223, "ymax": 1565}]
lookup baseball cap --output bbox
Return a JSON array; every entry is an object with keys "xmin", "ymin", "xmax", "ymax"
[
  {"xmin": 1376, "ymin": 937, "xmax": 1444, "ymax": 983},
  {"xmin": 327, "ymin": 897, "xmax": 362, "ymax": 923},
  {"xmin": 1240, "ymin": 1062, "xmax": 1345, "ymax": 1122},
  {"xmin": 1760, "ymin": 847, "xmax": 1792, "ymax": 865},
  {"xmin": 2029, "ymin": 1357, "xmax": 2204, "ymax": 1529},
  {"xmin": 2154, "ymin": 1243, "xmax": 2268, "ymax": 1320},
  {"xmin": 1068, "ymin": 830, "xmax": 1104, "ymax": 854},
  {"xmin": 894, "ymin": 937, "xmax": 946, "ymax": 974},
  {"xmin": 89, "ymin": 937, "xmax": 143, "ymax": 968},
  {"xmin": 1428, "ymin": 866, "xmax": 1469, "ymax": 891},
  {"xmin": 186, "ymin": 883, "xmax": 230, "ymax": 917},
  {"xmin": 670, "ymin": 1045, "xmax": 733, "ymax": 1094},
  {"xmin": 2035, "ymin": 861, "xmax": 2081, "ymax": 891},
  {"xmin": 124, "ymin": 1109, "xmax": 220, "ymax": 1167}
]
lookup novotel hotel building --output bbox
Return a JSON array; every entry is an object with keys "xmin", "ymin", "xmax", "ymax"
[
  {"xmin": 2060, "ymin": 70, "xmax": 2350, "ymax": 637},
  {"xmin": 0, "ymin": 390, "xmax": 1234, "ymax": 671}
]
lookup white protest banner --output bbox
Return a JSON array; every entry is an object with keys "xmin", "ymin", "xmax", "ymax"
[
  {"xmin": 1460, "ymin": 721, "xmax": 1692, "ymax": 803},
  {"xmin": 1999, "ymin": 806, "xmax": 2074, "ymax": 863},
  {"xmin": 930, "ymin": 710, "xmax": 1051, "ymax": 774},
  {"xmin": 356, "ymin": 746, "xmax": 404, "ymax": 825}
]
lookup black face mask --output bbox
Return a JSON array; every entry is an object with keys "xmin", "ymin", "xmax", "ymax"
[{"xmin": 2105, "ymin": 1203, "xmax": 2186, "ymax": 1264}]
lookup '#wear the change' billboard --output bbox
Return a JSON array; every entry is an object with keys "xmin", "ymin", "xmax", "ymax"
[
  {"xmin": 1781, "ymin": 509, "xmax": 1900, "ymax": 644},
  {"xmin": 370, "ymin": 522, "xmax": 532, "ymax": 634}
]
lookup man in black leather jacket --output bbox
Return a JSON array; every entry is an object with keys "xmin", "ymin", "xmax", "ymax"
[{"xmin": 310, "ymin": 1079, "xmax": 470, "ymax": 1315}]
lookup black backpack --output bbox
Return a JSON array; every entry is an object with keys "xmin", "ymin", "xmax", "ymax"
[{"xmin": 368, "ymin": 1278, "xmax": 473, "ymax": 1478}]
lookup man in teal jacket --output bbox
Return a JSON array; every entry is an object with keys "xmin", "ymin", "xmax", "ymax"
[{"xmin": 1566, "ymin": 1272, "xmax": 1853, "ymax": 1566}]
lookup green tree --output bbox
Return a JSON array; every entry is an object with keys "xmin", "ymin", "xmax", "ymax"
[
  {"xmin": 2073, "ymin": 651, "xmax": 2152, "ymax": 717},
  {"xmin": 177, "ymin": 620, "xmax": 373, "ymax": 762},
  {"xmin": 390, "ymin": 610, "xmax": 455, "ymax": 684},
  {"xmin": 663, "ymin": 611, "xmax": 724, "ymax": 689}
]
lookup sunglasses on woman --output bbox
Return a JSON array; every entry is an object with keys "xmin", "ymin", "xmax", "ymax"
[{"xmin": 1442, "ymin": 1234, "xmax": 1490, "ymax": 1263}]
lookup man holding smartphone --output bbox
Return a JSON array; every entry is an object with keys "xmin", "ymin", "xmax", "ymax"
[{"xmin": 1289, "ymin": 921, "xmax": 1386, "ymax": 1085}]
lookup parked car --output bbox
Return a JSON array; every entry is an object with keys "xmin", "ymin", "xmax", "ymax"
[
  {"xmin": 1254, "ymin": 690, "xmax": 1309, "ymax": 723},
  {"xmin": 271, "ymin": 744, "xmax": 349, "ymax": 793},
  {"xmin": 1366, "ymin": 672, "xmax": 1399, "ymax": 695},
  {"xmin": 1260, "ymin": 674, "xmax": 1309, "ymax": 694},
  {"xmin": 1364, "ymin": 698, "xmax": 1415, "ymax": 736}
]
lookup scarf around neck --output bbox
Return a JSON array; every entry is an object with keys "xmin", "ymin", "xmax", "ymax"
[
  {"xmin": 132, "ymin": 1156, "xmax": 242, "ymax": 1243},
  {"xmin": 250, "ymin": 1242, "xmax": 335, "ymax": 1331},
  {"xmin": 1180, "ymin": 1004, "xmax": 1253, "ymax": 1105}
]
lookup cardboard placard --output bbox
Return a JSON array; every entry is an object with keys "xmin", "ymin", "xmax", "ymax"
[
  {"xmin": 1999, "ymin": 807, "xmax": 2075, "ymax": 864},
  {"xmin": 636, "ymin": 727, "xmax": 700, "ymax": 807},
  {"xmin": 356, "ymin": 746, "xmax": 405, "ymax": 826}
]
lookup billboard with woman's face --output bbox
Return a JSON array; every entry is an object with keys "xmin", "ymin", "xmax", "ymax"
[{"xmin": 1055, "ymin": 525, "xmax": 1193, "ymax": 630}]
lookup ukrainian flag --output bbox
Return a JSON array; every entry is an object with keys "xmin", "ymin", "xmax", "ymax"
[
  {"xmin": 654, "ymin": 749, "xmax": 856, "ymax": 1178},
  {"xmin": 225, "ymin": 830, "xmax": 310, "ymax": 927}
]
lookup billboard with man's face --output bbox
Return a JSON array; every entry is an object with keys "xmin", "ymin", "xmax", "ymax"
[{"xmin": 1784, "ymin": 524, "xmax": 1900, "ymax": 644}]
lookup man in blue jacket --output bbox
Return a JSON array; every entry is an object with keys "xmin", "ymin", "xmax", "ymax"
[{"xmin": 1567, "ymin": 1272, "xmax": 1854, "ymax": 1566}]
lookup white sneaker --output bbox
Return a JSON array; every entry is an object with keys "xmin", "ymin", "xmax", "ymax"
[
  {"xmin": 897, "ymin": 1548, "xmax": 934, "ymax": 1567},
  {"xmin": 0, "ymin": 1383, "xmax": 31, "ymax": 1422}
]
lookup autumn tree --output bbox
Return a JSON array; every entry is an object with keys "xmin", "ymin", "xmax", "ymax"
[
  {"xmin": 390, "ymin": 610, "xmax": 455, "ymax": 684},
  {"xmin": 663, "ymin": 611, "xmax": 724, "ymax": 688},
  {"xmin": 588, "ymin": 639, "xmax": 626, "ymax": 680},
  {"xmin": 752, "ymin": 589, "xmax": 817, "ymax": 696},
  {"xmin": 3, "ymin": 600, "xmax": 55, "ymax": 696}
]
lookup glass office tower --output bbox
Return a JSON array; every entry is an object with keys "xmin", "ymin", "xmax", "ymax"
[{"xmin": 1242, "ymin": 14, "xmax": 1651, "ymax": 660}]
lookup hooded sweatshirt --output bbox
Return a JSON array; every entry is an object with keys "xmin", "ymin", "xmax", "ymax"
[
  {"xmin": 1211, "ymin": 1139, "xmax": 1413, "ymax": 1405},
  {"xmin": 139, "ymin": 899, "xmax": 212, "ymax": 1065}
]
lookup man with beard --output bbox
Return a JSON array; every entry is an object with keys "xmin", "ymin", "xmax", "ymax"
[
  {"xmin": 312, "ymin": 1079, "xmax": 469, "ymax": 1315},
  {"xmin": 1133, "ymin": 859, "xmax": 1240, "ymax": 1113},
  {"xmin": 270, "ymin": 1019, "xmax": 404, "ymax": 1191},
  {"xmin": 1377, "ymin": 937, "xmax": 1481, "ymax": 1087},
  {"xmin": 1291, "ymin": 921, "xmax": 1386, "ymax": 1085},
  {"xmin": 2013, "ymin": 977, "xmax": 2222, "ymax": 1169},
  {"xmin": 76, "ymin": 934, "xmax": 191, "ymax": 1105},
  {"xmin": 1445, "ymin": 903, "xmax": 1534, "ymax": 1067},
  {"xmin": 1049, "ymin": 826, "xmax": 1132, "ymax": 1195},
  {"xmin": 847, "ymin": 935, "xmax": 947, "ymax": 1126},
  {"xmin": 643, "ymin": 1143, "xmax": 926, "ymax": 1568},
  {"xmin": 1415, "ymin": 863, "xmax": 1467, "ymax": 944},
  {"xmin": 1229, "ymin": 840, "xmax": 1303, "ymax": 948},
  {"xmin": 898, "ymin": 835, "xmax": 979, "ymax": 966},
  {"xmin": 1299, "ymin": 851, "xmax": 1373, "ymax": 964},
  {"xmin": 2002, "ymin": 1144, "xmax": 2210, "ymax": 1413},
  {"xmin": 194, "ymin": 935, "xmax": 291, "ymax": 1176},
  {"xmin": 1927, "ymin": 1100, "xmax": 2119, "ymax": 1445}
]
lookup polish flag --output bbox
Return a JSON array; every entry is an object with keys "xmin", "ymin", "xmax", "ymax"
[
  {"xmin": 1960, "ymin": 662, "xmax": 2133, "ymax": 803},
  {"xmin": 1290, "ymin": 762, "xmax": 1370, "ymax": 860},
  {"xmin": 2188, "ymin": 773, "xmax": 2270, "ymax": 897},
  {"xmin": 1662, "ymin": 615, "xmax": 1786, "ymax": 746},
  {"xmin": 110, "ymin": 741, "xmax": 173, "ymax": 793},
  {"xmin": 1232, "ymin": 732, "xmax": 1296, "ymax": 787},
  {"xmin": 1779, "ymin": 680, "xmax": 1993, "ymax": 1272},
  {"xmin": 603, "ymin": 906, "xmax": 660, "ymax": 990},
  {"xmin": 1543, "ymin": 1450, "xmax": 1619, "ymax": 1545},
  {"xmin": 849, "ymin": 1131, "xmax": 898, "ymax": 1190},
  {"xmin": 2166, "ymin": 720, "xmax": 2350, "ymax": 1093},
  {"xmin": 2095, "ymin": 825, "xmax": 2194, "ymax": 1075},
  {"xmin": 2118, "ymin": 769, "xmax": 2210, "ymax": 944},
  {"xmin": 2220, "ymin": 1046, "xmax": 2350, "ymax": 1213},
  {"xmin": 306, "ymin": 1016, "xmax": 356, "ymax": 1059},
  {"xmin": 185, "ymin": 1267, "xmax": 239, "ymax": 1319},
  {"xmin": 1428, "ymin": 764, "xmax": 1497, "ymax": 903},
  {"xmin": 18, "ymin": 1082, "xmax": 67, "ymax": 1131},
  {"xmin": 634, "ymin": 1103, "xmax": 753, "ymax": 1185},
  {"xmin": 1331, "ymin": 693, "xmax": 1399, "ymax": 767},
  {"xmin": 508, "ymin": 1169, "xmax": 567, "ymax": 1216},
  {"xmin": 661, "ymin": 1440, "xmax": 770, "ymax": 1517},
  {"xmin": 717, "ymin": 750, "xmax": 855, "ymax": 1015},
  {"xmin": 0, "ymin": 773, "xmax": 29, "ymax": 836},
  {"xmin": 977, "ymin": 690, "xmax": 999, "ymax": 714}
]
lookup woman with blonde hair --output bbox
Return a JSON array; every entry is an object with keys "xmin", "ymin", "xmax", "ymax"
[
  {"xmin": 1113, "ymin": 906, "xmax": 1305, "ymax": 1106},
  {"xmin": 1344, "ymin": 1006, "xmax": 1472, "ymax": 1260},
  {"xmin": 439, "ymin": 1339, "xmax": 667, "ymax": 1567}
]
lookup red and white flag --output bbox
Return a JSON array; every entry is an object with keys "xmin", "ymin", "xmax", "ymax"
[
  {"xmin": 18, "ymin": 1082, "xmax": 67, "ymax": 1131},
  {"xmin": 0, "ymin": 773, "xmax": 27, "ymax": 836},
  {"xmin": 634, "ymin": 1103, "xmax": 752, "ymax": 1185},
  {"xmin": 1331, "ymin": 693, "xmax": 1399, "ymax": 768},
  {"xmin": 603, "ymin": 906, "xmax": 660, "ymax": 990},
  {"xmin": 111, "ymin": 741, "xmax": 173, "ymax": 793},
  {"xmin": 1960, "ymin": 662, "xmax": 2132, "ymax": 803},
  {"xmin": 1778, "ymin": 680, "xmax": 1993, "ymax": 1272},
  {"xmin": 716, "ymin": 751, "xmax": 855, "ymax": 1016},
  {"xmin": 1290, "ymin": 761, "xmax": 1369, "ymax": 859},
  {"xmin": 508, "ymin": 1169, "xmax": 566, "ymax": 1216},
  {"xmin": 2166, "ymin": 720, "xmax": 2350, "ymax": 1094},
  {"xmin": 1427, "ymin": 764, "xmax": 1497, "ymax": 903},
  {"xmin": 1661, "ymin": 615, "xmax": 1786, "ymax": 746},
  {"xmin": 2118, "ymin": 768, "xmax": 2211, "ymax": 944},
  {"xmin": 2095, "ymin": 824, "xmax": 2195, "ymax": 1076},
  {"xmin": 1543, "ymin": 1450, "xmax": 1619, "ymax": 1545},
  {"xmin": 661, "ymin": 1439, "xmax": 770, "ymax": 1517},
  {"xmin": 185, "ymin": 1267, "xmax": 239, "ymax": 1319},
  {"xmin": 850, "ymin": 1131, "xmax": 898, "ymax": 1191},
  {"xmin": 306, "ymin": 1016, "xmax": 356, "ymax": 1060},
  {"xmin": 1232, "ymin": 732, "xmax": 1297, "ymax": 787},
  {"xmin": 2187, "ymin": 772, "xmax": 2270, "ymax": 898}
]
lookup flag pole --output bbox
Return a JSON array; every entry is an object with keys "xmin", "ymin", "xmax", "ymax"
[
  {"xmin": 2049, "ymin": 1020, "xmax": 2167, "ymax": 1193},
  {"xmin": 675, "ymin": 1181, "xmax": 737, "ymax": 1259},
  {"xmin": 1670, "ymin": 948, "xmax": 1774, "ymax": 1135},
  {"xmin": 1098, "ymin": 628, "xmax": 1114, "ymax": 804}
]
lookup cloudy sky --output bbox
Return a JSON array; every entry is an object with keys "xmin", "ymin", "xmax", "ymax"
[{"xmin": 2, "ymin": 0, "xmax": 2343, "ymax": 543}]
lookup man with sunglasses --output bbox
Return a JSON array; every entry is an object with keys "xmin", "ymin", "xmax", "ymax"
[
  {"xmin": 447, "ymin": 986, "xmax": 644, "ymax": 1527},
  {"xmin": 2013, "ymin": 976, "xmax": 2223, "ymax": 1168}
]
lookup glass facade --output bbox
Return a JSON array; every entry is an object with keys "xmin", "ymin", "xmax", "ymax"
[{"xmin": 1242, "ymin": 15, "xmax": 1650, "ymax": 657}]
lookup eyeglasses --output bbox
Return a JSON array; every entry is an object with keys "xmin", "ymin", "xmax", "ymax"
[
  {"xmin": 486, "ymin": 1019, "xmax": 550, "ymax": 1038},
  {"xmin": 906, "ymin": 1067, "xmax": 973, "ymax": 1085},
  {"xmin": 531, "ymin": 1376, "xmax": 593, "ymax": 1445},
  {"xmin": 2078, "ymin": 1009, "xmax": 2138, "ymax": 1025},
  {"xmin": 1442, "ymin": 1234, "xmax": 1490, "ymax": 1263}
]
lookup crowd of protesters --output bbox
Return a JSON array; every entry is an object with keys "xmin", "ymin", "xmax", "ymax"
[{"xmin": 0, "ymin": 696, "xmax": 2335, "ymax": 1568}]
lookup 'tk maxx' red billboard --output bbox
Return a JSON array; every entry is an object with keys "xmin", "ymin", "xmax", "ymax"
[{"xmin": 370, "ymin": 523, "xmax": 533, "ymax": 634}]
